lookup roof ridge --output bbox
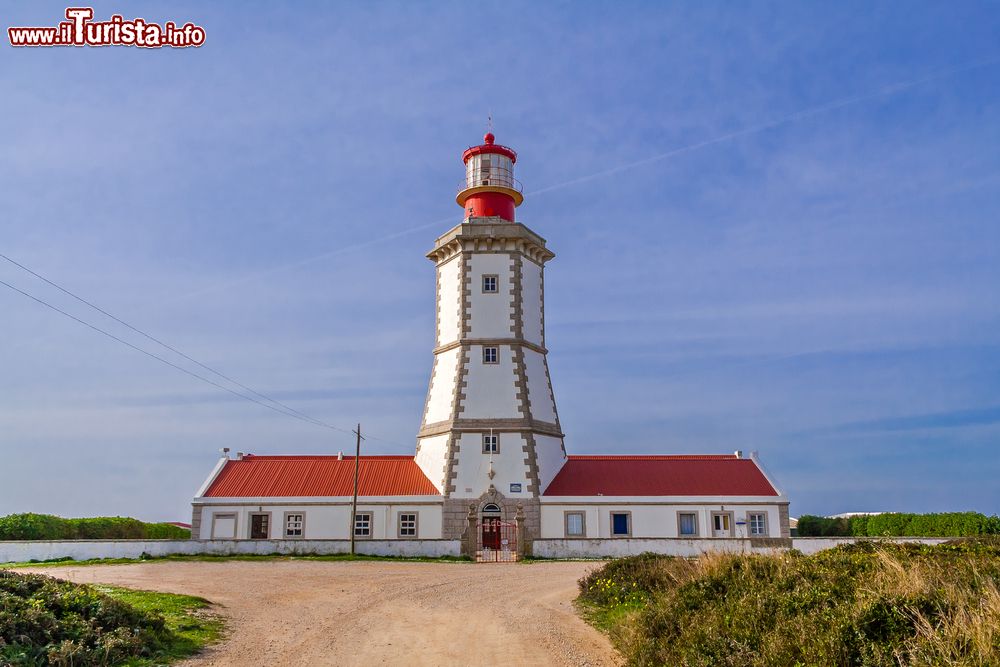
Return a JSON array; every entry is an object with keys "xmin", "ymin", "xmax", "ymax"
[
  {"xmin": 566, "ymin": 454, "xmax": 740, "ymax": 460},
  {"xmin": 236, "ymin": 454, "xmax": 416, "ymax": 460}
]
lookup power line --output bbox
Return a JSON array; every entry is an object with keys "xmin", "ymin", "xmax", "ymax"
[
  {"xmin": 0, "ymin": 252, "xmax": 352, "ymax": 435},
  {"xmin": 0, "ymin": 275, "xmax": 355, "ymax": 436}
]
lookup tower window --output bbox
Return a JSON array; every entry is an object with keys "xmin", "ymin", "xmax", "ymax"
[
  {"xmin": 482, "ymin": 275, "xmax": 498, "ymax": 293},
  {"xmin": 483, "ymin": 433, "xmax": 499, "ymax": 454},
  {"xmin": 483, "ymin": 346, "xmax": 498, "ymax": 364}
]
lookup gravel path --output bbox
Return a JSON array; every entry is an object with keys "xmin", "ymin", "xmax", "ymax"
[{"xmin": 25, "ymin": 560, "xmax": 619, "ymax": 666}]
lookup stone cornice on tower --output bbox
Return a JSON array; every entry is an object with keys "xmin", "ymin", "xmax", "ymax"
[{"xmin": 426, "ymin": 218, "xmax": 556, "ymax": 266}]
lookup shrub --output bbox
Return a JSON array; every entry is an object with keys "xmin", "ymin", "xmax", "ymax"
[
  {"xmin": 0, "ymin": 570, "xmax": 170, "ymax": 665},
  {"xmin": 796, "ymin": 512, "xmax": 1000, "ymax": 537},
  {"xmin": 0, "ymin": 514, "xmax": 190, "ymax": 541},
  {"xmin": 579, "ymin": 539, "xmax": 1000, "ymax": 666}
]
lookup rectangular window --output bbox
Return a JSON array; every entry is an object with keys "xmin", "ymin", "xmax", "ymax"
[
  {"xmin": 482, "ymin": 275, "xmax": 498, "ymax": 293},
  {"xmin": 565, "ymin": 512, "xmax": 585, "ymax": 537},
  {"xmin": 482, "ymin": 433, "xmax": 499, "ymax": 454},
  {"xmin": 353, "ymin": 512, "xmax": 372, "ymax": 538},
  {"xmin": 284, "ymin": 513, "xmax": 304, "ymax": 538},
  {"xmin": 398, "ymin": 512, "xmax": 418, "ymax": 538},
  {"xmin": 483, "ymin": 346, "xmax": 498, "ymax": 364},
  {"xmin": 249, "ymin": 513, "xmax": 270, "ymax": 540},
  {"xmin": 611, "ymin": 512, "xmax": 631, "ymax": 537},
  {"xmin": 678, "ymin": 512, "xmax": 698, "ymax": 537},
  {"xmin": 711, "ymin": 512, "xmax": 732, "ymax": 537},
  {"xmin": 748, "ymin": 512, "xmax": 768, "ymax": 536}
]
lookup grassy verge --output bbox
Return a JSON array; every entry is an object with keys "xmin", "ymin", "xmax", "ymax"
[
  {"xmin": 6, "ymin": 552, "xmax": 471, "ymax": 568},
  {"xmin": 578, "ymin": 539, "xmax": 1000, "ymax": 666},
  {"xmin": 98, "ymin": 586, "xmax": 223, "ymax": 667},
  {"xmin": 0, "ymin": 570, "xmax": 221, "ymax": 666}
]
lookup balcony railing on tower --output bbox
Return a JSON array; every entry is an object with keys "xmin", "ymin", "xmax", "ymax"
[{"xmin": 459, "ymin": 164, "xmax": 523, "ymax": 194}]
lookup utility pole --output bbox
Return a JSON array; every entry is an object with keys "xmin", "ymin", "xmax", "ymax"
[{"xmin": 350, "ymin": 423, "xmax": 363, "ymax": 556}]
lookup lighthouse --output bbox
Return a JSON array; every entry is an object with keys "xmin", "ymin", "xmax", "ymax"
[
  {"xmin": 415, "ymin": 132, "xmax": 567, "ymax": 540},
  {"xmin": 191, "ymin": 132, "xmax": 790, "ymax": 554}
]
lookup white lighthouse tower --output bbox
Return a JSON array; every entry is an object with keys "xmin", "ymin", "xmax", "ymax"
[{"xmin": 415, "ymin": 133, "xmax": 566, "ymax": 540}]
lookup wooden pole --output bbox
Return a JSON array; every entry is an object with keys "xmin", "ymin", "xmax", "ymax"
[{"xmin": 350, "ymin": 423, "xmax": 361, "ymax": 556}]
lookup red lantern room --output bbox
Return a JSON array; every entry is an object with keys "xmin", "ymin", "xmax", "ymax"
[{"xmin": 456, "ymin": 133, "xmax": 524, "ymax": 222}]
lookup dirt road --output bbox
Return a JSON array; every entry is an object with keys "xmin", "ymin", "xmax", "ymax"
[{"xmin": 27, "ymin": 560, "xmax": 619, "ymax": 667}]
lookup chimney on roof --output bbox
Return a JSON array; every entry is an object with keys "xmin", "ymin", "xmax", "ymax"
[
  {"xmin": 337, "ymin": 451, "xmax": 344, "ymax": 461},
  {"xmin": 220, "ymin": 447, "xmax": 230, "ymax": 459},
  {"xmin": 236, "ymin": 451, "xmax": 244, "ymax": 460},
  {"xmin": 734, "ymin": 450, "xmax": 743, "ymax": 459}
]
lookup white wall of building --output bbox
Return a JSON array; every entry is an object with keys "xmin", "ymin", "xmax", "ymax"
[
  {"xmin": 415, "ymin": 434, "xmax": 450, "ymax": 492},
  {"xmin": 539, "ymin": 501, "xmax": 784, "ymax": 539},
  {"xmin": 534, "ymin": 434, "xmax": 566, "ymax": 493},
  {"xmin": 197, "ymin": 501, "xmax": 443, "ymax": 540},
  {"xmin": 523, "ymin": 348, "xmax": 557, "ymax": 423},
  {"xmin": 467, "ymin": 254, "xmax": 514, "ymax": 339},
  {"xmin": 520, "ymin": 258, "xmax": 543, "ymax": 346},
  {"xmin": 460, "ymin": 345, "xmax": 521, "ymax": 418},
  {"xmin": 436, "ymin": 256, "xmax": 462, "ymax": 346},
  {"xmin": 424, "ymin": 347, "xmax": 460, "ymax": 424},
  {"xmin": 450, "ymin": 432, "xmax": 533, "ymax": 499}
]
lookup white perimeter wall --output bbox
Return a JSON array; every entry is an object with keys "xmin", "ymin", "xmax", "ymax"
[
  {"xmin": 436, "ymin": 256, "xmax": 461, "ymax": 346},
  {"xmin": 523, "ymin": 349, "xmax": 556, "ymax": 423},
  {"xmin": 520, "ymin": 259, "xmax": 543, "ymax": 346},
  {"xmin": 791, "ymin": 537, "xmax": 951, "ymax": 555},
  {"xmin": 424, "ymin": 347, "xmax": 459, "ymax": 424},
  {"xmin": 540, "ymin": 503, "xmax": 784, "ymax": 539},
  {"xmin": 0, "ymin": 539, "xmax": 461, "ymax": 563},
  {"xmin": 468, "ymin": 254, "xmax": 514, "ymax": 339},
  {"xmin": 533, "ymin": 536, "xmax": 954, "ymax": 559},
  {"xmin": 533, "ymin": 538, "xmax": 786, "ymax": 559},
  {"xmin": 461, "ymin": 345, "xmax": 521, "ymax": 418},
  {"xmin": 198, "ymin": 503, "xmax": 443, "ymax": 540},
  {"xmin": 415, "ymin": 434, "xmax": 450, "ymax": 492},
  {"xmin": 451, "ymin": 432, "xmax": 533, "ymax": 499}
]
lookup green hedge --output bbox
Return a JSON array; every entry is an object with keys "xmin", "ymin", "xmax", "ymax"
[
  {"xmin": 0, "ymin": 514, "xmax": 190, "ymax": 541},
  {"xmin": 797, "ymin": 512, "xmax": 1000, "ymax": 537}
]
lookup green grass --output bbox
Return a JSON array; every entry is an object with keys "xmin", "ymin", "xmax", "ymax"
[
  {"xmin": 96, "ymin": 586, "xmax": 223, "ymax": 667},
  {"xmin": 6, "ymin": 552, "xmax": 472, "ymax": 569},
  {"xmin": 578, "ymin": 540, "xmax": 1000, "ymax": 666}
]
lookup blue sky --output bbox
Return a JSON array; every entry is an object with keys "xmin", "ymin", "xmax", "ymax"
[{"xmin": 2, "ymin": 1, "xmax": 998, "ymax": 521}]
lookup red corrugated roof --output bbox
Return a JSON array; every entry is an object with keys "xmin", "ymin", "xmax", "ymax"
[
  {"xmin": 543, "ymin": 455, "xmax": 779, "ymax": 496},
  {"xmin": 203, "ymin": 455, "xmax": 440, "ymax": 498}
]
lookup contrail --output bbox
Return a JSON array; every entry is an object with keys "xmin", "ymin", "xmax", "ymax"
[
  {"xmin": 527, "ymin": 57, "xmax": 1000, "ymax": 196},
  {"xmin": 178, "ymin": 57, "xmax": 999, "ymax": 300}
]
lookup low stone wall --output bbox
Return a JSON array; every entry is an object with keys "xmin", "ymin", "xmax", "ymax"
[
  {"xmin": 0, "ymin": 539, "xmax": 462, "ymax": 564},
  {"xmin": 531, "ymin": 536, "xmax": 956, "ymax": 559},
  {"xmin": 790, "ymin": 537, "xmax": 952, "ymax": 555},
  {"xmin": 531, "ymin": 537, "xmax": 792, "ymax": 559}
]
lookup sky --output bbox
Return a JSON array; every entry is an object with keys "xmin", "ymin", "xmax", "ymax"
[{"xmin": 2, "ymin": 1, "xmax": 999, "ymax": 522}]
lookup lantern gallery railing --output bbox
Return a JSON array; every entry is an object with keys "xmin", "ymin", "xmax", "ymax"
[{"xmin": 459, "ymin": 165, "xmax": 523, "ymax": 194}]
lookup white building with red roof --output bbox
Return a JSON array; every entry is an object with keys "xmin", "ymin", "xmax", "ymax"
[{"xmin": 191, "ymin": 134, "xmax": 790, "ymax": 558}]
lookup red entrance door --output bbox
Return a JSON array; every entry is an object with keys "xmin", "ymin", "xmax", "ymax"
[{"xmin": 481, "ymin": 518, "xmax": 502, "ymax": 549}]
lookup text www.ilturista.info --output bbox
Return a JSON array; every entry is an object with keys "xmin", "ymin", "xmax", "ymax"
[{"xmin": 8, "ymin": 7, "xmax": 205, "ymax": 48}]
